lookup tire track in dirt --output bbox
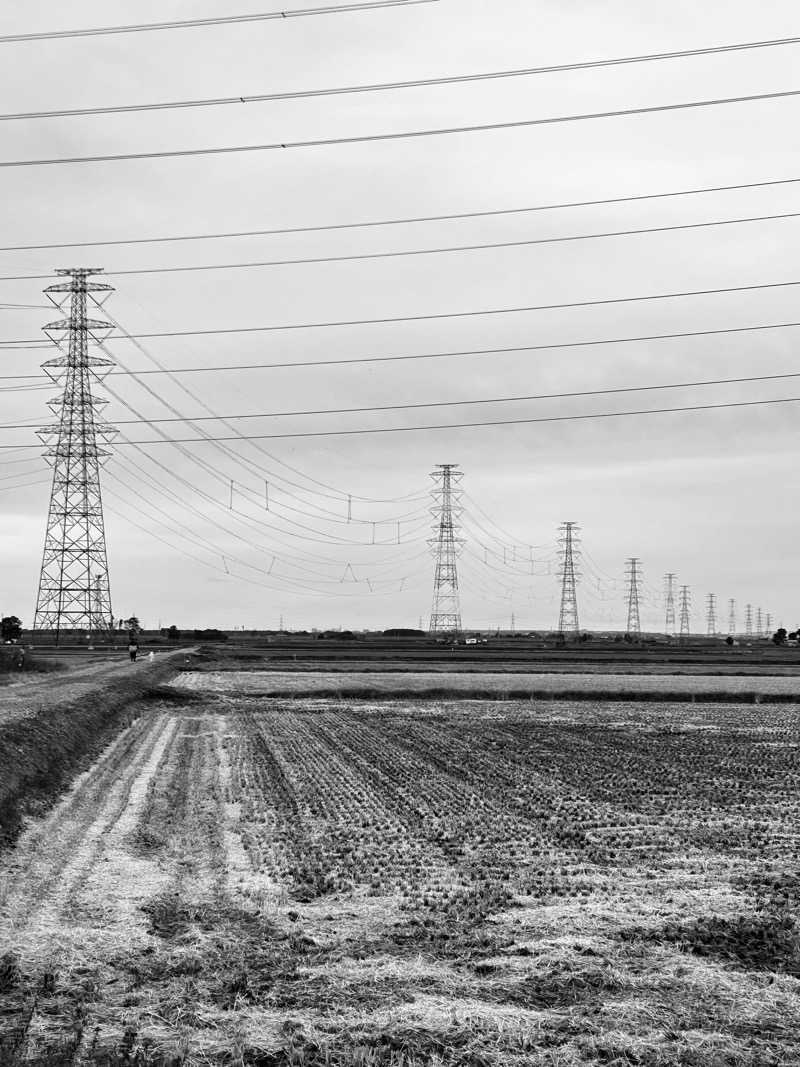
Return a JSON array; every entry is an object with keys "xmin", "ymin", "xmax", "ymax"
[{"xmin": 0, "ymin": 709, "xmax": 179, "ymax": 961}]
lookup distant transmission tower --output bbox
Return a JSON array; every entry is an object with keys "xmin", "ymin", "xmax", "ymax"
[
  {"xmin": 756, "ymin": 607, "xmax": 763, "ymax": 637},
  {"xmin": 556, "ymin": 522, "xmax": 580, "ymax": 638},
  {"xmin": 679, "ymin": 585, "xmax": 691, "ymax": 640},
  {"xmin": 706, "ymin": 593, "xmax": 717, "ymax": 636},
  {"xmin": 34, "ymin": 269, "xmax": 117, "ymax": 640},
  {"xmin": 664, "ymin": 573, "xmax": 677, "ymax": 636},
  {"xmin": 745, "ymin": 604, "xmax": 753, "ymax": 637},
  {"xmin": 765, "ymin": 612, "xmax": 772, "ymax": 637},
  {"xmin": 625, "ymin": 558, "xmax": 642, "ymax": 638},
  {"xmin": 728, "ymin": 598, "xmax": 736, "ymax": 637},
  {"xmin": 428, "ymin": 464, "xmax": 464, "ymax": 633}
]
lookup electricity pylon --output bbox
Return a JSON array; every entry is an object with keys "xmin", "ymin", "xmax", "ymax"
[
  {"xmin": 679, "ymin": 585, "xmax": 691, "ymax": 640},
  {"xmin": 706, "ymin": 593, "xmax": 717, "ymax": 636},
  {"xmin": 756, "ymin": 607, "xmax": 763, "ymax": 638},
  {"xmin": 664, "ymin": 573, "xmax": 677, "ymax": 636},
  {"xmin": 34, "ymin": 269, "xmax": 117, "ymax": 641},
  {"xmin": 428, "ymin": 464, "xmax": 464, "ymax": 633},
  {"xmin": 728, "ymin": 598, "xmax": 736, "ymax": 637},
  {"xmin": 745, "ymin": 604, "xmax": 753, "ymax": 637},
  {"xmin": 765, "ymin": 612, "xmax": 772, "ymax": 638},
  {"xmin": 625, "ymin": 558, "xmax": 642, "ymax": 638},
  {"xmin": 556, "ymin": 522, "xmax": 580, "ymax": 638}
]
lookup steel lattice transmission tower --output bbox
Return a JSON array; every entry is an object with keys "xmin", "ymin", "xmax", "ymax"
[
  {"xmin": 706, "ymin": 593, "xmax": 717, "ymax": 636},
  {"xmin": 745, "ymin": 603, "xmax": 753, "ymax": 637},
  {"xmin": 428, "ymin": 464, "xmax": 464, "ymax": 633},
  {"xmin": 728, "ymin": 598, "xmax": 736, "ymax": 637},
  {"xmin": 679, "ymin": 585, "xmax": 692, "ymax": 640},
  {"xmin": 765, "ymin": 612, "xmax": 772, "ymax": 637},
  {"xmin": 664, "ymin": 572, "xmax": 677, "ymax": 636},
  {"xmin": 625, "ymin": 558, "xmax": 642, "ymax": 638},
  {"xmin": 556, "ymin": 522, "xmax": 580, "ymax": 638},
  {"xmin": 33, "ymin": 269, "xmax": 117, "ymax": 639},
  {"xmin": 756, "ymin": 607, "xmax": 763, "ymax": 637}
]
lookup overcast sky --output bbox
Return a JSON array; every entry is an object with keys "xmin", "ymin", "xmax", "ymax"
[{"xmin": 0, "ymin": 0, "xmax": 799, "ymax": 633}]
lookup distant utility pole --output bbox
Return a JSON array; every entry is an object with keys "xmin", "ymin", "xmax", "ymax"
[
  {"xmin": 728, "ymin": 598, "xmax": 736, "ymax": 637},
  {"xmin": 706, "ymin": 593, "xmax": 717, "ymax": 636},
  {"xmin": 625, "ymin": 558, "xmax": 642, "ymax": 639},
  {"xmin": 745, "ymin": 604, "xmax": 753, "ymax": 637},
  {"xmin": 679, "ymin": 585, "xmax": 691, "ymax": 640},
  {"xmin": 556, "ymin": 522, "xmax": 580, "ymax": 639},
  {"xmin": 756, "ymin": 607, "xmax": 763, "ymax": 638},
  {"xmin": 664, "ymin": 573, "xmax": 677, "ymax": 636},
  {"xmin": 765, "ymin": 612, "xmax": 772, "ymax": 637},
  {"xmin": 34, "ymin": 268, "xmax": 116, "ymax": 642},
  {"xmin": 428, "ymin": 464, "xmax": 464, "ymax": 633}
]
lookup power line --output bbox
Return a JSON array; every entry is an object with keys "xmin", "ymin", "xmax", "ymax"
[
  {"xmin": 5, "ymin": 34, "xmax": 800, "ymax": 121},
  {"xmin": 4, "ymin": 209, "xmax": 798, "ymax": 283},
  {"xmin": 4, "ymin": 174, "xmax": 800, "ymax": 253},
  {"xmin": 3, "ymin": 88, "xmax": 799, "ymax": 167},
  {"xmin": 0, "ymin": 1, "xmax": 437, "ymax": 44},
  {"xmin": 4, "ymin": 278, "xmax": 799, "ymax": 345},
  {"xmin": 5, "ymin": 318, "xmax": 800, "ymax": 375},
  {"xmin": 2, "ymin": 394, "xmax": 797, "ymax": 449},
  {"xmin": 5, "ymin": 368, "xmax": 799, "ymax": 431}
]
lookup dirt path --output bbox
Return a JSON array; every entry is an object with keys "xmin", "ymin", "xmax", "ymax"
[{"xmin": 0, "ymin": 647, "xmax": 195, "ymax": 727}]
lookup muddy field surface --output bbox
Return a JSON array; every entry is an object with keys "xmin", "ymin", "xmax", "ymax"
[
  {"xmin": 177, "ymin": 667, "xmax": 800, "ymax": 699},
  {"xmin": 1, "ymin": 688, "xmax": 798, "ymax": 1065}
]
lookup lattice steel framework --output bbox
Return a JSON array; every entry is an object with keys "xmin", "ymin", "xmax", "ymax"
[
  {"xmin": 428, "ymin": 463, "xmax": 464, "ymax": 633},
  {"xmin": 664, "ymin": 572, "xmax": 677, "ymax": 636},
  {"xmin": 625, "ymin": 557, "xmax": 642, "ymax": 638},
  {"xmin": 756, "ymin": 606, "xmax": 763, "ymax": 637},
  {"xmin": 33, "ymin": 269, "xmax": 117, "ymax": 639},
  {"xmin": 728, "ymin": 598, "xmax": 736, "ymax": 637},
  {"xmin": 556, "ymin": 522, "xmax": 580, "ymax": 637},
  {"xmin": 765, "ymin": 612, "xmax": 772, "ymax": 638},
  {"xmin": 745, "ymin": 604, "xmax": 753, "ymax": 637},
  {"xmin": 679, "ymin": 585, "xmax": 692, "ymax": 640},
  {"xmin": 706, "ymin": 593, "xmax": 717, "ymax": 636}
]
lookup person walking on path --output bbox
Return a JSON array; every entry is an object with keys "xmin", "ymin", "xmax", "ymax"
[{"xmin": 128, "ymin": 635, "xmax": 139, "ymax": 662}]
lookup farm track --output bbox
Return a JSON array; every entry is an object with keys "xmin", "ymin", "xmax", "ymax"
[
  {"xmin": 0, "ymin": 648, "xmax": 192, "ymax": 727},
  {"xmin": 0, "ymin": 684, "xmax": 799, "ymax": 1065}
]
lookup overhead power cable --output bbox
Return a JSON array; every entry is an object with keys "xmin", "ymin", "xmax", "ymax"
[
  {"xmin": 4, "ymin": 319, "xmax": 800, "ymax": 376},
  {"xmin": 5, "ymin": 34, "xmax": 800, "ymax": 120},
  {"xmin": 2, "ymin": 395, "xmax": 797, "ymax": 449},
  {"xmin": 100, "ymin": 307, "xmax": 426, "ymax": 506},
  {"xmin": 3, "ymin": 278, "xmax": 799, "ymax": 345},
  {"xmin": 0, "ymin": 2, "xmax": 437, "ymax": 44},
  {"xmin": 4, "ymin": 174, "xmax": 800, "ymax": 252},
  {"xmin": 2, "ymin": 88, "xmax": 798, "ymax": 167},
  {"xmin": 5, "ymin": 368, "xmax": 799, "ymax": 430},
  {"xmin": 3, "ymin": 209, "xmax": 797, "ymax": 282}
]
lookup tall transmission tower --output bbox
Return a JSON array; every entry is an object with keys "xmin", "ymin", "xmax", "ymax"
[
  {"xmin": 765, "ymin": 612, "xmax": 772, "ymax": 637},
  {"xmin": 679, "ymin": 585, "xmax": 691, "ymax": 640},
  {"xmin": 706, "ymin": 593, "xmax": 717, "ymax": 636},
  {"xmin": 728, "ymin": 598, "xmax": 736, "ymax": 637},
  {"xmin": 756, "ymin": 606, "xmax": 763, "ymax": 637},
  {"xmin": 625, "ymin": 558, "xmax": 642, "ymax": 638},
  {"xmin": 745, "ymin": 603, "xmax": 753, "ymax": 637},
  {"xmin": 34, "ymin": 269, "xmax": 117, "ymax": 640},
  {"xmin": 664, "ymin": 573, "xmax": 677, "ymax": 636},
  {"xmin": 428, "ymin": 464, "xmax": 464, "ymax": 633},
  {"xmin": 556, "ymin": 522, "xmax": 580, "ymax": 638}
]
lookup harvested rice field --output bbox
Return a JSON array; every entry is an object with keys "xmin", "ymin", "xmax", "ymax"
[
  {"xmin": 180, "ymin": 668, "xmax": 800, "ymax": 700},
  {"xmin": 1, "ymin": 674, "xmax": 799, "ymax": 1065}
]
